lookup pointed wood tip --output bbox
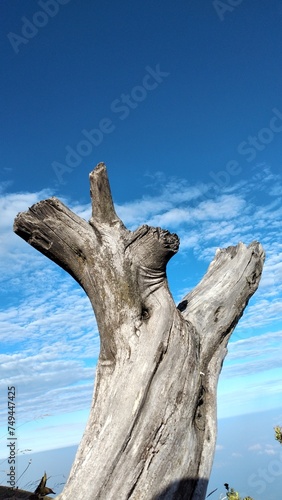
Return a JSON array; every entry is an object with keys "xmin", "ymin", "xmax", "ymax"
[
  {"xmin": 89, "ymin": 162, "xmax": 107, "ymax": 178},
  {"xmin": 248, "ymin": 240, "xmax": 265, "ymax": 260},
  {"xmin": 89, "ymin": 162, "xmax": 121, "ymax": 225}
]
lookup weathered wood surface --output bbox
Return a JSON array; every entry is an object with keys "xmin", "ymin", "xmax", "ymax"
[{"xmin": 13, "ymin": 163, "xmax": 265, "ymax": 500}]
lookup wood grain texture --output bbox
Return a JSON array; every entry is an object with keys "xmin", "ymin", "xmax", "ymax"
[{"xmin": 13, "ymin": 163, "xmax": 265, "ymax": 500}]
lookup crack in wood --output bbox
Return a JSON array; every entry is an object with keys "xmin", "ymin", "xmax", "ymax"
[{"xmin": 97, "ymin": 323, "xmax": 174, "ymax": 495}]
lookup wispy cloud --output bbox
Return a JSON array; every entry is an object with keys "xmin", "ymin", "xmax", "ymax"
[
  {"xmin": 0, "ymin": 190, "xmax": 98, "ymax": 436},
  {"xmin": 216, "ymin": 444, "xmax": 224, "ymax": 451},
  {"xmin": 248, "ymin": 443, "xmax": 278, "ymax": 456},
  {"xmin": 218, "ymin": 331, "xmax": 282, "ymax": 415},
  {"xmin": 1, "ymin": 162, "xmax": 281, "ymax": 449}
]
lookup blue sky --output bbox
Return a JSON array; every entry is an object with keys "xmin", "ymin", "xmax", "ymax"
[{"xmin": 1, "ymin": 0, "xmax": 282, "ymax": 497}]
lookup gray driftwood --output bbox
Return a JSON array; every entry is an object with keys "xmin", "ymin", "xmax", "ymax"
[{"xmin": 13, "ymin": 163, "xmax": 265, "ymax": 500}]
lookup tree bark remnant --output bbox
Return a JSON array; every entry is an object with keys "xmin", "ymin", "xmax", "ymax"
[{"xmin": 13, "ymin": 163, "xmax": 265, "ymax": 500}]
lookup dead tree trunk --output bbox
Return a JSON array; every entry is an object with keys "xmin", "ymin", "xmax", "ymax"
[{"xmin": 13, "ymin": 163, "xmax": 264, "ymax": 500}]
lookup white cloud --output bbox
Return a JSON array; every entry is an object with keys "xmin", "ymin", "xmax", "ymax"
[
  {"xmin": 219, "ymin": 331, "xmax": 282, "ymax": 385},
  {"xmin": 216, "ymin": 444, "xmax": 224, "ymax": 451},
  {"xmin": 1, "ymin": 164, "xmax": 282, "ymax": 450},
  {"xmin": 264, "ymin": 445, "xmax": 276, "ymax": 455},
  {"xmin": 248, "ymin": 443, "xmax": 278, "ymax": 456},
  {"xmin": 249, "ymin": 443, "xmax": 262, "ymax": 452}
]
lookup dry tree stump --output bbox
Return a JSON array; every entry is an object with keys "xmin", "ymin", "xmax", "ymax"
[{"xmin": 13, "ymin": 163, "xmax": 265, "ymax": 500}]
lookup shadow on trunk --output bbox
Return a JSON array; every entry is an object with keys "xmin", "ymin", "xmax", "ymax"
[{"xmin": 152, "ymin": 477, "xmax": 210, "ymax": 499}]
